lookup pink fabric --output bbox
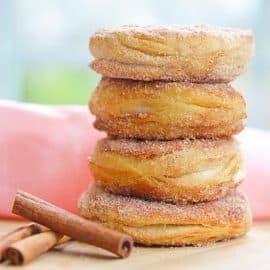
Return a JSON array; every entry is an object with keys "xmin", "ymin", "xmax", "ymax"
[
  {"xmin": 238, "ymin": 129, "xmax": 270, "ymax": 220},
  {"xmin": 0, "ymin": 101, "xmax": 103, "ymax": 219},
  {"xmin": 0, "ymin": 101, "xmax": 269, "ymax": 220}
]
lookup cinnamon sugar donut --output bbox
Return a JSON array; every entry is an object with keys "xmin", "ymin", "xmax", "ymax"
[
  {"xmin": 79, "ymin": 186, "xmax": 252, "ymax": 246},
  {"xmin": 89, "ymin": 24, "xmax": 254, "ymax": 82},
  {"xmin": 90, "ymin": 78, "xmax": 246, "ymax": 139},
  {"xmin": 89, "ymin": 137, "xmax": 245, "ymax": 204}
]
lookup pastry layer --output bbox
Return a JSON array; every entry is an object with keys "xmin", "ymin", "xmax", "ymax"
[
  {"xmin": 79, "ymin": 186, "xmax": 252, "ymax": 246},
  {"xmin": 90, "ymin": 24, "xmax": 254, "ymax": 82},
  {"xmin": 90, "ymin": 78, "xmax": 246, "ymax": 139},
  {"xmin": 90, "ymin": 137, "xmax": 245, "ymax": 203}
]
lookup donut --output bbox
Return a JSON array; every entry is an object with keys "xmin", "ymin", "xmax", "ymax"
[
  {"xmin": 79, "ymin": 186, "xmax": 252, "ymax": 246},
  {"xmin": 89, "ymin": 137, "xmax": 245, "ymax": 204},
  {"xmin": 90, "ymin": 78, "xmax": 246, "ymax": 139},
  {"xmin": 89, "ymin": 24, "xmax": 254, "ymax": 82}
]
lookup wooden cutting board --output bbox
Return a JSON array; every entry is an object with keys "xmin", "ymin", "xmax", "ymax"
[{"xmin": 0, "ymin": 221, "xmax": 269, "ymax": 270}]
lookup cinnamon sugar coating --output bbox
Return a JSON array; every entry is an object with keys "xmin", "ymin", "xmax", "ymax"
[
  {"xmin": 89, "ymin": 137, "xmax": 245, "ymax": 203},
  {"xmin": 79, "ymin": 186, "xmax": 252, "ymax": 246},
  {"xmin": 90, "ymin": 24, "xmax": 254, "ymax": 82},
  {"xmin": 84, "ymin": 24, "xmax": 253, "ymax": 246},
  {"xmin": 90, "ymin": 78, "xmax": 246, "ymax": 139}
]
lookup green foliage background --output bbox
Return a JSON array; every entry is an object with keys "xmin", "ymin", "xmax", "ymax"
[{"xmin": 22, "ymin": 67, "xmax": 99, "ymax": 104}]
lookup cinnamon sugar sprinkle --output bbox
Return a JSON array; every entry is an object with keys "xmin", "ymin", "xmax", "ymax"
[
  {"xmin": 83, "ymin": 186, "xmax": 251, "ymax": 226},
  {"xmin": 93, "ymin": 24, "xmax": 252, "ymax": 38},
  {"xmin": 98, "ymin": 137, "xmax": 235, "ymax": 158}
]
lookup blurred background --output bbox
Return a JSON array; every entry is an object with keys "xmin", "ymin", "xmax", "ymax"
[{"xmin": 1, "ymin": 0, "xmax": 270, "ymax": 129}]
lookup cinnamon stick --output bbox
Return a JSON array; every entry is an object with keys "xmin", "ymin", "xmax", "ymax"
[
  {"xmin": 12, "ymin": 190, "xmax": 133, "ymax": 258},
  {"xmin": 4, "ymin": 231, "xmax": 71, "ymax": 265},
  {"xmin": 0, "ymin": 223, "xmax": 47, "ymax": 261}
]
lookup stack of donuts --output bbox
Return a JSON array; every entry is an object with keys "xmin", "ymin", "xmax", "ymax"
[{"xmin": 79, "ymin": 25, "xmax": 254, "ymax": 246}]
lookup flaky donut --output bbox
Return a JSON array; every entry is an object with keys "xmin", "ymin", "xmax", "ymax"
[
  {"xmin": 89, "ymin": 24, "xmax": 254, "ymax": 82},
  {"xmin": 90, "ymin": 78, "xmax": 246, "ymax": 139},
  {"xmin": 89, "ymin": 137, "xmax": 245, "ymax": 203},
  {"xmin": 79, "ymin": 186, "xmax": 252, "ymax": 246}
]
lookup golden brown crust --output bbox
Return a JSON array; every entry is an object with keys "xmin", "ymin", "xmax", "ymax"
[
  {"xmin": 94, "ymin": 119, "xmax": 244, "ymax": 140},
  {"xmin": 90, "ymin": 24, "xmax": 254, "ymax": 82},
  {"xmin": 95, "ymin": 136, "xmax": 236, "ymax": 158},
  {"xmin": 90, "ymin": 78, "xmax": 246, "ymax": 139},
  {"xmin": 89, "ymin": 137, "xmax": 245, "ymax": 203},
  {"xmin": 79, "ymin": 186, "xmax": 252, "ymax": 246}
]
